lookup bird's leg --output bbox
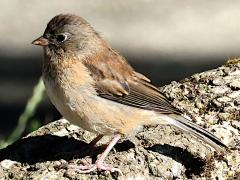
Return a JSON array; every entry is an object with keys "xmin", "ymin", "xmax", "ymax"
[
  {"xmin": 55, "ymin": 135, "xmax": 104, "ymax": 160},
  {"xmin": 68, "ymin": 134, "xmax": 122, "ymax": 174},
  {"xmin": 92, "ymin": 134, "xmax": 121, "ymax": 171},
  {"xmin": 89, "ymin": 134, "xmax": 104, "ymax": 147},
  {"xmin": 67, "ymin": 135, "xmax": 104, "ymax": 166}
]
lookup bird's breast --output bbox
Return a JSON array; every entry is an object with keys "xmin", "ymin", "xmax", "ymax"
[{"xmin": 43, "ymin": 60, "xmax": 100, "ymax": 131}]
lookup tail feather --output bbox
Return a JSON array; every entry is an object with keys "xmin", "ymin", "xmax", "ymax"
[{"xmin": 162, "ymin": 114, "xmax": 227, "ymax": 152}]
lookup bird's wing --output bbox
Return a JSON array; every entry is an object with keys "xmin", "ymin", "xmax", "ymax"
[
  {"xmin": 97, "ymin": 79, "xmax": 181, "ymax": 114},
  {"xmin": 83, "ymin": 50, "xmax": 227, "ymax": 151},
  {"xmin": 83, "ymin": 51, "xmax": 181, "ymax": 115}
]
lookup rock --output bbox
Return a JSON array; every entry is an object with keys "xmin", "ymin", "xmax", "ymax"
[
  {"xmin": 0, "ymin": 159, "xmax": 18, "ymax": 169},
  {"xmin": 210, "ymin": 86, "xmax": 231, "ymax": 95},
  {"xmin": 230, "ymin": 79, "xmax": 240, "ymax": 90},
  {"xmin": 0, "ymin": 59, "xmax": 240, "ymax": 179}
]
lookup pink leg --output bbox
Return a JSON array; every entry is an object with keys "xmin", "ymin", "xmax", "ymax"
[{"xmin": 68, "ymin": 134, "xmax": 122, "ymax": 174}]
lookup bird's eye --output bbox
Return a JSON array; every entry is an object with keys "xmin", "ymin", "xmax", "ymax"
[{"xmin": 56, "ymin": 34, "xmax": 67, "ymax": 43}]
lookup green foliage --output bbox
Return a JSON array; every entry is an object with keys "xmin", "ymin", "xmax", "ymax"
[
  {"xmin": 29, "ymin": 119, "xmax": 42, "ymax": 133},
  {"xmin": 0, "ymin": 78, "xmax": 45, "ymax": 148}
]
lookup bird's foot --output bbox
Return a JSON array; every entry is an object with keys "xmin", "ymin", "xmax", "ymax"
[{"xmin": 66, "ymin": 134, "xmax": 122, "ymax": 175}]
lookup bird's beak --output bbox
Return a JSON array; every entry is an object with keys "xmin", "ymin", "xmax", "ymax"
[{"xmin": 32, "ymin": 36, "xmax": 49, "ymax": 46}]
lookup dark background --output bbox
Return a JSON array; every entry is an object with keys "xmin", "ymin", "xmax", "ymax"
[{"xmin": 1, "ymin": 0, "xmax": 240, "ymax": 139}]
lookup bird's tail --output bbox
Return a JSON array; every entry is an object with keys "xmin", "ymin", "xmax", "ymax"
[{"xmin": 161, "ymin": 114, "xmax": 227, "ymax": 152}]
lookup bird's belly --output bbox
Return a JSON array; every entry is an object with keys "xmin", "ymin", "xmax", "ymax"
[
  {"xmin": 43, "ymin": 78, "xmax": 107, "ymax": 134},
  {"xmin": 43, "ymin": 78, "xmax": 161, "ymax": 135}
]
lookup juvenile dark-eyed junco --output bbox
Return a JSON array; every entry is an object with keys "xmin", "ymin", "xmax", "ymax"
[{"xmin": 32, "ymin": 14, "xmax": 226, "ymax": 173}]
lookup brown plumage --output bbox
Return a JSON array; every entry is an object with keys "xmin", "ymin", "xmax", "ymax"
[{"xmin": 32, "ymin": 14, "xmax": 227, "ymax": 174}]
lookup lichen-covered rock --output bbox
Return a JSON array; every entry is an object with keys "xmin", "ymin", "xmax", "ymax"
[
  {"xmin": 161, "ymin": 58, "xmax": 240, "ymax": 179},
  {"xmin": 0, "ymin": 59, "xmax": 240, "ymax": 179}
]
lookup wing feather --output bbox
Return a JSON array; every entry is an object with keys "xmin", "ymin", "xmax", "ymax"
[
  {"xmin": 98, "ymin": 80, "xmax": 181, "ymax": 114},
  {"xmin": 83, "ymin": 49, "xmax": 181, "ymax": 114}
]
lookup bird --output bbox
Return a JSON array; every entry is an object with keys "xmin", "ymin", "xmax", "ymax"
[{"xmin": 32, "ymin": 14, "xmax": 227, "ymax": 173}]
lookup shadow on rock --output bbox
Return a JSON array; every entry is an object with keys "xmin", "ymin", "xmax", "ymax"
[
  {"xmin": 0, "ymin": 135, "xmax": 135, "ymax": 165},
  {"xmin": 147, "ymin": 144, "xmax": 206, "ymax": 178},
  {"xmin": 114, "ymin": 140, "xmax": 135, "ymax": 152},
  {"xmin": 0, "ymin": 135, "xmax": 91, "ymax": 164}
]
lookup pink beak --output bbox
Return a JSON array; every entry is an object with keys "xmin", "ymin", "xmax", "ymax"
[{"xmin": 32, "ymin": 36, "xmax": 49, "ymax": 46}]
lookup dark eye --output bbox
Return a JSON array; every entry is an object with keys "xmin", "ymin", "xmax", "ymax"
[{"xmin": 56, "ymin": 34, "xmax": 67, "ymax": 43}]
